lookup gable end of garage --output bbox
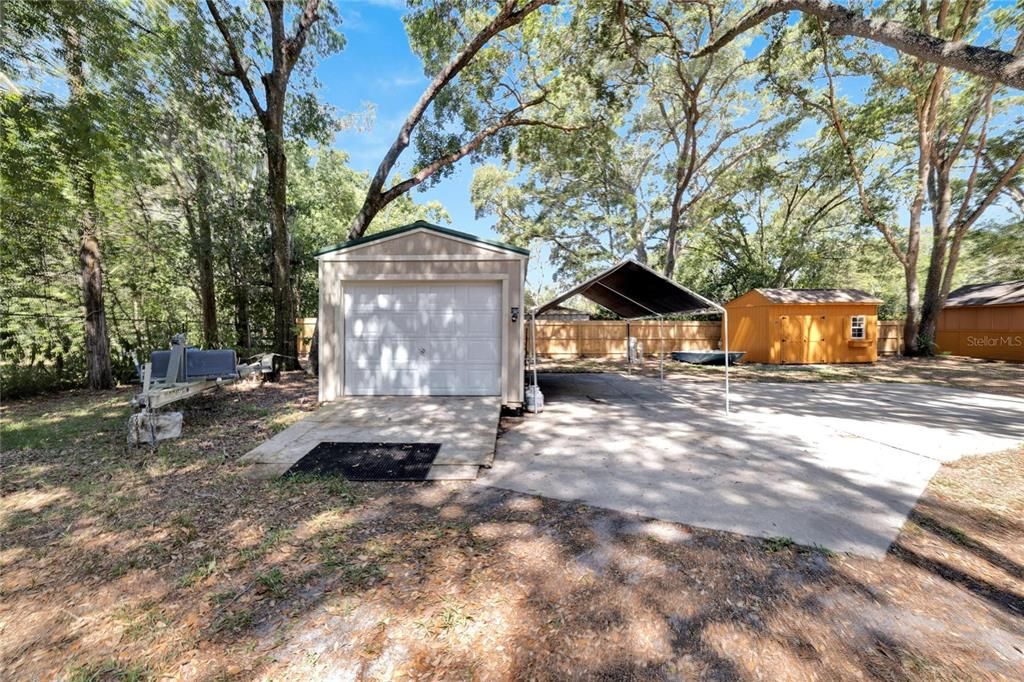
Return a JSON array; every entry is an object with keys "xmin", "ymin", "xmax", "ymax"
[{"xmin": 315, "ymin": 221, "xmax": 529, "ymax": 260}]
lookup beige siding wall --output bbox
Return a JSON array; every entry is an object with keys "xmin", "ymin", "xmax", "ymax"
[{"xmin": 317, "ymin": 230, "xmax": 527, "ymax": 405}]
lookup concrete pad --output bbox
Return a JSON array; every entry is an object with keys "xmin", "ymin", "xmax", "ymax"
[
  {"xmin": 479, "ymin": 373, "xmax": 1024, "ymax": 558},
  {"xmin": 240, "ymin": 396, "xmax": 501, "ymax": 480}
]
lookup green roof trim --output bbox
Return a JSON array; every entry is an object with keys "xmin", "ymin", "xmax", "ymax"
[{"xmin": 314, "ymin": 220, "xmax": 530, "ymax": 257}]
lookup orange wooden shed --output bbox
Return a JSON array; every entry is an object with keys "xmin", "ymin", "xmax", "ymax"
[
  {"xmin": 935, "ymin": 280, "xmax": 1024, "ymax": 362},
  {"xmin": 725, "ymin": 289, "xmax": 883, "ymax": 364}
]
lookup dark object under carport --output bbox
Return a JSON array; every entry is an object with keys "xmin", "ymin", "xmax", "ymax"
[
  {"xmin": 671, "ymin": 351, "xmax": 745, "ymax": 366},
  {"xmin": 285, "ymin": 442, "xmax": 442, "ymax": 481}
]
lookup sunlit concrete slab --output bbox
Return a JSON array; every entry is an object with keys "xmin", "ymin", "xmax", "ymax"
[
  {"xmin": 240, "ymin": 396, "xmax": 501, "ymax": 480},
  {"xmin": 480, "ymin": 373, "xmax": 1024, "ymax": 558}
]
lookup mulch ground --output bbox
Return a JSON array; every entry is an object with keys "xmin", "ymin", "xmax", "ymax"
[{"xmin": 1, "ymin": 371, "xmax": 1022, "ymax": 680}]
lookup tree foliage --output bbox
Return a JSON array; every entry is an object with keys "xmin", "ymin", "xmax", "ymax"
[
  {"xmin": 2, "ymin": 0, "xmax": 1022, "ymax": 398},
  {"xmin": 0, "ymin": 0, "xmax": 444, "ymax": 397}
]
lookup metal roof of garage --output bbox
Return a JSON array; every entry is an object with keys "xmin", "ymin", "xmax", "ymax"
[
  {"xmin": 314, "ymin": 220, "xmax": 530, "ymax": 257},
  {"xmin": 533, "ymin": 259, "xmax": 722, "ymax": 319}
]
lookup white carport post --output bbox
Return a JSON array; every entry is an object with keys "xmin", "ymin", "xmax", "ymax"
[
  {"xmin": 699, "ymin": 301, "xmax": 731, "ymax": 415},
  {"xmin": 722, "ymin": 306, "xmax": 730, "ymax": 414},
  {"xmin": 659, "ymin": 315, "xmax": 665, "ymax": 381},
  {"xmin": 530, "ymin": 309, "xmax": 538, "ymax": 390}
]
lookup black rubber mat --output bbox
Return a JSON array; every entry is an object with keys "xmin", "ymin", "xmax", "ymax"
[{"xmin": 284, "ymin": 442, "xmax": 442, "ymax": 481}]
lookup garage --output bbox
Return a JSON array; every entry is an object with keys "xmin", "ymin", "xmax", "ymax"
[{"xmin": 315, "ymin": 221, "xmax": 529, "ymax": 405}]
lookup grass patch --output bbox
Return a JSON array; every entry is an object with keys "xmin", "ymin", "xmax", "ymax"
[
  {"xmin": 317, "ymin": 545, "xmax": 385, "ymax": 588},
  {"xmin": 66, "ymin": 659, "xmax": 152, "ymax": 681},
  {"xmin": 256, "ymin": 567, "xmax": 288, "ymax": 598},
  {"xmin": 2, "ymin": 509, "xmax": 38, "ymax": 531},
  {"xmin": 436, "ymin": 599, "xmax": 474, "ymax": 635},
  {"xmin": 117, "ymin": 602, "xmax": 166, "ymax": 642},
  {"xmin": 208, "ymin": 589, "xmax": 240, "ymax": 606},
  {"xmin": 177, "ymin": 555, "xmax": 219, "ymax": 588},
  {"xmin": 912, "ymin": 515, "xmax": 973, "ymax": 548},
  {"xmin": 1, "ymin": 394, "xmax": 127, "ymax": 451},
  {"xmin": 799, "ymin": 543, "xmax": 837, "ymax": 558},
  {"xmin": 212, "ymin": 607, "xmax": 255, "ymax": 635},
  {"xmin": 266, "ymin": 409, "xmax": 308, "ymax": 434},
  {"xmin": 238, "ymin": 527, "xmax": 291, "ymax": 564},
  {"xmin": 763, "ymin": 536, "xmax": 795, "ymax": 552},
  {"xmin": 274, "ymin": 471, "xmax": 356, "ymax": 501},
  {"xmin": 108, "ymin": 552, "xmax": 155, "ymax": 579},
  {"xmin": 170, "ymin": 513, "xmax": 199, "ymax": 547}
]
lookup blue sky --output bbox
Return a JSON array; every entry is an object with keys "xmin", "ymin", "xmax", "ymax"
[
  {"xmin": 317, "ymin": 1, "xmax": 563, "ymax": 288},
  {"xmin": 319, "ymin": 1, "xmax": 490, "ymax": 237}
]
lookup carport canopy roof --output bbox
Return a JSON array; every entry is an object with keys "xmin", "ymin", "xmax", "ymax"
[{"xmin": 533, "ymin": 259, "xmax": 722, "ymax": 319}]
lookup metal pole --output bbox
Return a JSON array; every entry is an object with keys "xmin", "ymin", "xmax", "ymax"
[
  {"xmin": 659, "ymin": 316, "xmax": 665, "ymax": 381},
  {"xmin": 530, "ymin": 310, "xmax": 538, "ymax": 389},
  {"xmin": 626, "ymin": 321, "xmax": 631, "ymax": 375},
  {"xmin": 723, "ymin": 308, "xmax": 731, "ymax": 414}
]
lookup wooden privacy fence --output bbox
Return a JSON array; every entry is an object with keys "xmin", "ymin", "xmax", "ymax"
[
  {"xmin": 876, "ymin": 320, "xmax": 904, "ymax": 356},
  {"xmin": 529, "ymin": 320, "xmax": 720, "ymax": 358},
  {"xmin": 296, "ymin": 318, "xmax": 317, "ymax": 355},
  {"xmin": 297, "ymin": 317, "xmax": 905, "ymax": 357},
  {"xmin": 529, "ymin": 319, "xmax": 906, "ymax": 358}
]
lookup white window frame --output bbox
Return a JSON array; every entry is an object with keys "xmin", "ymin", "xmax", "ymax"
[{"xmin": 850, "ymin": 315, "xmax": 866, "ymax": 340}]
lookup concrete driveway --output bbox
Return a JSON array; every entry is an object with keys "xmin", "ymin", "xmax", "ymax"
[{"xmin": 479, "ymin": 373, "xmax": 1024, "ymax": 558}]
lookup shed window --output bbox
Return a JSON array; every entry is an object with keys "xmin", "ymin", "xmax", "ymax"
[{"xmin": 850, "ymin": 315, "xmax": 866, "ymax": 339}]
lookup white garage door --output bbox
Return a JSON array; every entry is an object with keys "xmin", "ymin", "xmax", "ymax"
[{"xmin": 343, "ymin": 282, "xmax": 502, "ymax": 396}]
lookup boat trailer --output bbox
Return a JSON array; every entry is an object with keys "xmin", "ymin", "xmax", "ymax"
[{"xmin": 128, "ymin": 334, "xmax": 275, "ymax": 445}]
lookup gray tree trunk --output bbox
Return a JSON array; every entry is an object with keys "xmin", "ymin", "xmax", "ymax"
[
  {"xmin": 194, "ymin": 159, "xmax": 218, "ymax": 347},
  {"xmin": 63, "ymin": 24, "xmax": 113, "ymax": 389},
  {"xmin": 263, "ymin": 102, "xmax": 298, "ymax": 370}
]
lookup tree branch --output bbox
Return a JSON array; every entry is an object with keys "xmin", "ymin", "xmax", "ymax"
[
  {"xmin": 284, "ymin": 0, "xmax": 322, "ymax": 75},
  {"xmin": 349, "ymin": 0, "xmax": 556, "ymax": 239},
  {"xmin": 205, "ymin": 0, "xmax": 267, "ymax": 123},
  {"xmin": 691, "ymin": 0, "xmax": 1024, "ymax": 89},
  {"xmin": 816, "ymin": 26, "xmax": 907, "ymax": 265},
  {"xmin": 378, "ymin": 95, "xmax": 580, "ymax": 205}
]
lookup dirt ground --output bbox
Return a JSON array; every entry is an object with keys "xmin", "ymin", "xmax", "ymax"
[
  {"xmin": 535, "ymin": 354, "xmax": 1024, "ymax": 397},
  {"xmin": 2, "ymin": 371, "xmax": 1023, "ymax": 680}
]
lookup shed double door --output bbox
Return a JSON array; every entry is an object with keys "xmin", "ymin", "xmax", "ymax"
[{"xmin": 778, "ymin": 315, "xmax": 826, "ymax": 364}]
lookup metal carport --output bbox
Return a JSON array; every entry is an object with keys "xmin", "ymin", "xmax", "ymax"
[{"xmin": 530, "ymin": 259, "xmax": 732, "ymax": 412}]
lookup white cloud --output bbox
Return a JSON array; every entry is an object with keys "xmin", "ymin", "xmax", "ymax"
[
  {"xmin": 375, "ymin": 73, "xmax": 425, "ymax": 89},
  {"xmin": 341, "ymin": 0, "xmax": 408, "ymax": 9}
]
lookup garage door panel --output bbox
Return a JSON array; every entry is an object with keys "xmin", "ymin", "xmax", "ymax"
[
  {"xmin": 463, "ymin": 367, "xmax": 500, "ymax": 393},
  {"xmin": 422, "ymin": 339, "xmax": 461, "ymax": 363},
  {"xmin": 465, "ymin": 339, "xmax": 500, "ymax": 363},
  {"xmin": 349, "ymin": 287, "xmax": 394, "ymax": 313},
  {"xmin": 417, "ymin": 285, "xmax": 463, "ymax": 310},
  {"xmin": 465, "ymin": 312, "xmax": 500, "ymax": 336},
  {"xmin": 343, "ymin": 282, "xmax": 501, "ymax": 396},
  {"xmin": 428, "ymin": 311, "xmax": 465, "ymax": 334},
  {"xmin": 466, "ymin": 285, "xmax": 500, "ymax": 308},
  {"xmin": 348, "ymin": 339, "xmax": 421, "ymax": 369}
]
